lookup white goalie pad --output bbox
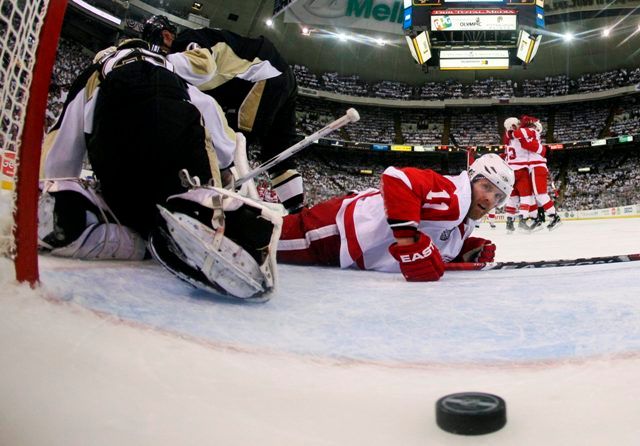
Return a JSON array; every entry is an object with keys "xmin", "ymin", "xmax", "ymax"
[
  {"xmin": 45, "ymin": 222, "xmax": 147, "ymax": 260},
  {"xmin": 153, "ymin": 186, "xmax": 283, "ymax": 301},
  {"xmin": 232, "ymin": 132, "xmax": 260, "ymax": 200},
  {"xmin": 38, "ymin": 179, "xmax": 146, "ymax": 260}
]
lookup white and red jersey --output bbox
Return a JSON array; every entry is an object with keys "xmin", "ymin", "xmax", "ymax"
[
  {"xmin": 504, "ymin": 127, "xmax": 547, "ymax": 171},
  {"xmin": 334, "ymin": 167, "xmax": 475, "ymax": 272}
]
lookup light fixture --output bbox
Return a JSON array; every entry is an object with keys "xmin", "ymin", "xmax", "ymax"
[
  {"xmin": 265, "ymin": 18, "xmax": 274, "ymax": 27},
  {"xmin": 563, "ymin": 32, "xmax": 574, "ymax": 41},
  {"xmin": 302, "ymin": 26, "xmax": 310, "ymax": 36},
  {"xmin": 602, "ymin": 28, "xmax": 610, "ymax": 37},
  {"xmin": 191, "ymin": 1, "xmax": 202, "ymax": 10}
]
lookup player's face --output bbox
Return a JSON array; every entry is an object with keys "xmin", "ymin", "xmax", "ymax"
[
  {"xmin": 162, "ymin": 30, "xmax": 175, "ymax": 51},
  {"xmin": 468, "ymin": 179, "xmax": 506, "ymax": 220}
]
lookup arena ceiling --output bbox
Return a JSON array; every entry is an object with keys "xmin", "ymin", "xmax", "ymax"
[{"xmin": 132, "ymin": 0, "xmax": 640, "ymax": 84}]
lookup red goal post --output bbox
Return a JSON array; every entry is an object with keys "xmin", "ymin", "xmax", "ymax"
[{"xmin": 0, "ymin": 0, "xmax": 68, "ymax": 284}]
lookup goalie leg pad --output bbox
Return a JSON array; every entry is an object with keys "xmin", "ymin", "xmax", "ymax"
[
  {"xmin": 154, "ymin": 184, "xmax": 283, "ymax": 300},
  {"xmin": 148, "ymin": 225, "xmax": 234, "ymax": 299},
  {"xmin": 38, "ymin": 179, "xmax": 147, "ymax": 260},
  {"xmin": 49, "ymin": 222, "xmax": 147, "ymax": 260},
  {"xmin": 155, "ymin": 206, "xmax": 273, "ymax": 300}
]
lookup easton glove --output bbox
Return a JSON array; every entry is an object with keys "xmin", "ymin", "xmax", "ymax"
[
  {"xmin": 389, "ymin": 232, "xmax": 445, "ymax": 282},
  {"xmin": 456, "ymin": 237, "xmax": 496, "ymax": 263}
]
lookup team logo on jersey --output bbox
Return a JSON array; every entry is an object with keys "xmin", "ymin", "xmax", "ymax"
[{"xmin": 440, "ymin": 228, "xmax": 452, "ymax": 241}]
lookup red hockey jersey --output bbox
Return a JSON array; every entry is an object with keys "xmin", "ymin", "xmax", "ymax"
[{"xmin": 335, "ymin": 167, "xmax": 475, "ymax": 272}]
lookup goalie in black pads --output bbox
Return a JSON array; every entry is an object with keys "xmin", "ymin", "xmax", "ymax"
[
  {"xmin": 39, "ymin": 38, "xmax": 282, "ymax": 301},
  {"xmin": 142, "ymin": 15, "xmax": 305, "ymax": 214}
]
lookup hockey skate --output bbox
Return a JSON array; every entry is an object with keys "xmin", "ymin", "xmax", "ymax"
[
  {"xmin": 517, "ymin": 216, "xmax": 533, "ymax": 232},
  {"xmin": 528, "ymin": 216, "xmax": 545, "ymax": 232},
  {"xmin": 547, "ymin": 214, "xmax": 561, "ymax": 231},
  {"xmin": 506, "ymin": 217, "xmax": 515, "ymax": 234}
]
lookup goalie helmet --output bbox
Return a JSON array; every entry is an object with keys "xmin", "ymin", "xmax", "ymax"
[
  {"xmin": 468, "ymin": 154, "xmax": 514, "ymax": 205},
  {"xmin": 142, "ymin": 15, "xmax": 177, "ymax": 49},
  {"xmin": 504, "ymin": 117, "xmax": 520, "ymax": 131}
]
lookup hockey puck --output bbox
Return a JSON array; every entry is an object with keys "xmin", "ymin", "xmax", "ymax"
[{"xmin": 435, "ymin": 392, "xmax": 506, "ymax": 435}]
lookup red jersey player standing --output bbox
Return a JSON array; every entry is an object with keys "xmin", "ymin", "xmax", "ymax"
[
  {"xmin": 277, "ymin": 154, "xmax": 514, "ymax": 282},
  {"xmin": 503, "ymin": 117, "xmax": 538, "ymax": 232},
  {"xmin": 518, "ymin": 115, "xmax": 561, "ymax": 230}
]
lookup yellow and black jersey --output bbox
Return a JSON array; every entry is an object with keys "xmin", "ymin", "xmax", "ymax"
[
  {"xmin": 42, "ymin": 47, "xmax": 237, "ymax": 179},
  {"xmin": 167, "ymin": 28, "xmax": 287, "ymax": 91}
]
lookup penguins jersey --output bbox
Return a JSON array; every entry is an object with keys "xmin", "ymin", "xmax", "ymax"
[
  {"xmin": 504, "ymin": 127, "xmax": 547, "ymax": 171},
  {"xmin": 166, "ymin": 28, "xmax": 284, "ymax": 91},
  {"xmin": 41, "ymin": 46, "xmax": 237, "ymax": 178},
  {"xmin": 335, "ymin": 167, "xmax": 475, "ymax": 273}
]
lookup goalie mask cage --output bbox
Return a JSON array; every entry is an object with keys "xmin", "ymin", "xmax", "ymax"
[{"xmin": 0, "ymin": 0, "xmax": 68, "ymax": 284}]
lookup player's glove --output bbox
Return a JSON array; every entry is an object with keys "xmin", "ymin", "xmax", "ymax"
[
  {"xmin": 388, "ymin": 232, "xmax": 444, "ymax": 282},
  {"xmin": 455, "ymin": 237, "xmax": 496, "ymax": 263}
]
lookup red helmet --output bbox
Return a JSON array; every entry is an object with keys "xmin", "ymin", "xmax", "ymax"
[{"xmin": 519, "ymin": 115, "xmax": 539, "ymax": 127}]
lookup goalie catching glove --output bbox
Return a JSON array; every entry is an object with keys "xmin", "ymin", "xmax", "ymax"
[
  {"xmin": 388, "ymin": 232, "xmax": 445, "ymax": 282},
  {"xmin": 454, "ymin": 237, "xmax": 496, "ymax": 263}
]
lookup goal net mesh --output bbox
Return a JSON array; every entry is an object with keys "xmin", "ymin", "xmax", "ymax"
[{"xmin": 0, "ymin": 0, "xmax": 51, "ymax": 259}]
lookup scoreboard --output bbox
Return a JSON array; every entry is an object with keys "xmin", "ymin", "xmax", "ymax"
[{"xmin": 403, "ymin": 0, "xmax": 545, "ymax": 70}]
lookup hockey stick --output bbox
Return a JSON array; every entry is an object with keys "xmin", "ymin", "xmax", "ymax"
[
  {"xmin": 234, "ymin": 108, "xmax": 360, "ymax": 188},
  {"xmin": 444, "ymin": 253, "xmax": 640, "ymax": 271}
]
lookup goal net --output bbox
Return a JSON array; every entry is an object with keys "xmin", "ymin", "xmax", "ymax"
[{"xmin": 0, "ymin": 0, "xmax": 67, "ymax": 283}]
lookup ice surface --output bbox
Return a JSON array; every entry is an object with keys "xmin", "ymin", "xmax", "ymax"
[{"xmin": 1, "ymin": 218, "xmax": 640, "ymax": 445}]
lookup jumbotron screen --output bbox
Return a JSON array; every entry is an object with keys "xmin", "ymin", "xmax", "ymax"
[
  {"xmin": 404, "ymin": 0, "xmax": 544, "ymax": 31},
  {"xmin": 404, "ymin": 0, "xmax": 545, "ymax": 69}
]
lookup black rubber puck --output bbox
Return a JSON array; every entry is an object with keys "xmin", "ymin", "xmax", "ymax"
[{"xmin": 435, "ymin": 392, "xmax": 507, "ymax": 435}]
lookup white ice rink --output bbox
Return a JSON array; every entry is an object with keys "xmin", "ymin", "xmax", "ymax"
[{"xmin": 2, "ymin": 217, "xmax": 640, "ymax": 445}]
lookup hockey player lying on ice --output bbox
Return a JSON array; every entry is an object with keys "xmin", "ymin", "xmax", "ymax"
[
  {"xmin": 277, "ymin": 154, "xmax": 515, "ymax": 282},
  {"xmin": 38, "ymin": 38, "xmax": 282, "ymax": 301}
]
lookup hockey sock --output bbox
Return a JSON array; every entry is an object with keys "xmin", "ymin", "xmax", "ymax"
[{"xmin": 270, "ymin": 169, "xmax": 304, "ymax": 214}]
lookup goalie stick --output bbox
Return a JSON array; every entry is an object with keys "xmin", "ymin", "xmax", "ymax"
[
  {"xmin": 233, "ymin": 108, "xmax": 360, "ymax": 188},
  {"xmin": 444, "ymin": 253, "xmax": 640, "ymax": 271}
]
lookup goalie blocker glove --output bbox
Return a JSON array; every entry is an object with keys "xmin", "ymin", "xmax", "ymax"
[{"xmin": 389, "ymin": 232, "xmax": 445, "ymax": 282}]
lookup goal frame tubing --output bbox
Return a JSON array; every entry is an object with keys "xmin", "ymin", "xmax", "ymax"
[{"xmin": 14, "ymin": 0, "xmax": 69, "ymax": 284}]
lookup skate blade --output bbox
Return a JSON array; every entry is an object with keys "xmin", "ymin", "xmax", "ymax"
[{"xmin": 547, "ymin": 221, "xmax": 562, "ymax": 232}]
